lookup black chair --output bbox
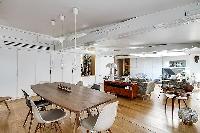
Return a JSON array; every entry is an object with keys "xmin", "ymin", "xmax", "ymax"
[
  {"xmin": 91, "ymin": 84, "xmax": 100, "ymax": 91},
  {"xmin": 22, "ymin": 90, "xmax": 50, "ymax": 133}
]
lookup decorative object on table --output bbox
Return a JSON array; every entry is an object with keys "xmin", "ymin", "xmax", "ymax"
[
  {"xmin": 57, "ymin": 84, "xmax": 72, "ymax": 92},
  {"xmin": 124, "ymin": 75, "xmax": 131, "ymax": 82},
  {"xmin": 178, "ymin": 107, "xmax": 198, "ymax": 125},
  {"xmin": 106, "ymin": 63, "xmax": 117, "ymax": 81}
]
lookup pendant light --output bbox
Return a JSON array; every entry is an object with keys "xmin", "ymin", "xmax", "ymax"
[
  {"xmin": 60, "ymin": 14, "xmax": 65, "ymax": 82},
  {"xmin": 72, "ymin": 7, "xmax": 79, "ymax": 83},
  {"xmin": 50, "ymin": 19, "xmax": 56, "ymax": 83}
]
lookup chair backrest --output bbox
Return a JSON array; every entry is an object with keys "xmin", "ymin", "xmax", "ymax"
[
  {"xmin": 21, "ymin": 90, "xmax": 31, "ymax": 108},
  {"xmin": 146, "ymin": 81, "xmax": 155, "ymax": 94},
  {"xmin": 28, "ymin": 97, "xmax": 46, "ymax": 123},
  {"xmin": 93, "ymin": 101, "xmax": 119, "ymax": 131}
]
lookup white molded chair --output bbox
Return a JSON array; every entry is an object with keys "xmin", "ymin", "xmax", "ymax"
[
  {"xmin": 29, "ymin": 98, "xmax": 66, "ymax": 133},
  {"xmin": 142, "ymin": 81, "xmax": 155, "ymax": 100},
  {"xmin": 81, "ymin": 101, "xmax": 119, "ymax": 133}
]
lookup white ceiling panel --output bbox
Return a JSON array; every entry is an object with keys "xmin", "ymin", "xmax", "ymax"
[{"xmin": 0, "ymin": 0, "xmax": 196, "ymax": 36}]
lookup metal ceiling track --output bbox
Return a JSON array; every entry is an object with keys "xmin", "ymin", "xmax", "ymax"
[
  {"xmin": 0, "ymin": 25, "xmax": 61, "ymax": 51},
  {"xmin": 63, "ymin": 2, "xmax": 200, "ymax": 50}
]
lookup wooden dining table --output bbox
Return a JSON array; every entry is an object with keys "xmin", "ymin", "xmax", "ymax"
[{"xmin": 31, "ymin": 82, "xmax": 117, "ymax": 133}]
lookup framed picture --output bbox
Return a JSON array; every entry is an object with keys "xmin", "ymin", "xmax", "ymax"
[{"xmin": 81, "ymin": 54, "xmax": 95, "ymax": 76}]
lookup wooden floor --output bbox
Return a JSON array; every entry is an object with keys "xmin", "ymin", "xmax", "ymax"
[{"xmin": 0, "ymin": 85, "xmax": 200, "ymax": 133}]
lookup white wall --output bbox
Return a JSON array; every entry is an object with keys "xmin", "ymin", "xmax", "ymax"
[
  {"xmin": 130, "ymin": 54, "xmax": 200, "ymax": 80},
  {"xmin": 0, "ymin": 48, "xmax": 17, "ymax": 98},
  {"xmin": 95, "ymin": 55, "xmax": 114, "ymax": 83},
  {"xmin": 0, "ymin": 47, "xmax": 81, "ymax": 98},
  {"xmin": 0, "ymin": 45, "xmax": 113, "ymax": 98},
  {"xmin": 18, "ymin": 49, "xmax": 37, "ymax": 97},
  {"xmin": 162, "ymin": 55, "xmax": 189, "ymax": 68},
  {"xmin": 130, "ymin": 57, "xmax": 162, "ymax": 80}
]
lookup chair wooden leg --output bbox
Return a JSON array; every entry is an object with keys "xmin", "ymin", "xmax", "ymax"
[
  {"xmin": 28, "ymin": 113, "xmax": 34, "ymax": 133},
  {"xmin": 39, "ymin": 123, "xmax": 43, "ymax": 132},
  {"xmin": 35, "ymin": 123, "xmax": 40, "ymax": 133},
  {"xmin": 178, "ymin": 99, "xmax": 180, "ymax": 109},
  {"xmin": 86, "ymin": 129, "xmax": 90, "ymax": 133},
  {"xmin": 56, "ymin": 121, "xmax": 62, "ymax": 133},
  {"xmin": 183, "ymin": 100, "xmax": 187, "ymax": 107},
  {"xmin": 165, "ymin": 97, "xmax": 168, "ymax": 111},
  {"xmin": 50, "ymin": 123, "xmax": 54, "ymax": 130},
  {"xmin": 4, "ymin": 101, "xmax": 10, "ymax": 112},
  {"xmin": 54, "ymin": 122, "xmax": 58, "ymax": 132},
  {"xmin": 108, "ymin": 129, "xmax": 112, "ymax": 133},
  {"xmin": 23, "ymin": 109, "xmax": 31, "ymax": 127}
]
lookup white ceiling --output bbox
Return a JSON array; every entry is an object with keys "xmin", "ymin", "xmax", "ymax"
[
  {"xmin": 98, "ymin": 22, "xmax": 200, "ymax": 48},
  {"xmin": 0, "ymin": 0, "xmax": 197, "ymax": 36}
]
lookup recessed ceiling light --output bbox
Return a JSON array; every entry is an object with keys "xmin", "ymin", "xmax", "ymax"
[
  {"xmin": 93, "ymin": 43, "xmax": 98, "ymax": 46},
  {"xmin": 82, "ymin": 24, "xmax": 89, "ymax": 28},
  {"xmin": 130, "ymin": 42, "xmax": 144, "ymax": 45},
  {"xmin": 129, "ymin": 46, "xmax": 144, "ymax": 49},
  {"xmin": 51, "ymin": 20, "xmax": 56, "ymax": 26}
]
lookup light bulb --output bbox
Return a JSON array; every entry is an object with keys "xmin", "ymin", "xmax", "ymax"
[
  {"xmin": 73, "ymin": 7, "xmax": 79, "ymax": 15},
  {"xmin": 60, "ymin": 14, "xmax": 65, "ymax": 21}
]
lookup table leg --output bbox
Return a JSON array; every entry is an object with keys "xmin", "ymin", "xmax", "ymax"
[
  {"xmin": 4, "ymin": 101, "xmax": 10, "ymax": 112},
  {"xmin": 73, "ymin": 112, "xmax": 80, "ymax": 133},
  {"xmin": 172, "ymin": 98, "xmax": 175, "ymax": 119},
  {"xmin": 178, "ymin": 99, "xmax": 180, "ymax": 109},
  {"xmin": 165, "ymin": 97, "xmax": 169, "ymax": 111},
  {"xmin": 183, "ymin": 100, "xmax": 187, "ymax": 107}
]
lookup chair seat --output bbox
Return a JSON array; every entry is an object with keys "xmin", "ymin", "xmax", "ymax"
[
  {"xmin": 34, "ymin": 100, "xmax": 50, "ymax": 108},
  {"xmin": 81, "ymin": 115, "xmax": 98, "ymax": 130},
  {"xmin": 176, "ymin": 96, "xmax": 187, "ymax": 100},
  {"xmin": 0, "ymin": 97, "xmax": 11, "ymax": 102},
  {"xmin": 40, "ymin": 109, "xmax": 66, "ymax": 123},
  {"xmin": 165, "ymin": 94, "xmax": 176, "ymax": 98}
]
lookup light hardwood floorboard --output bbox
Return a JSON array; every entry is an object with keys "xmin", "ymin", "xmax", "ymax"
[{"xmin": 0, "ymin": 86, "xmax": 200, "ymax": 133}]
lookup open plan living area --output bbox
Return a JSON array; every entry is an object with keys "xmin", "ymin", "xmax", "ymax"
[{"xmin": 0, "ymin": 0, "xmax": 200, "ymax": 133}]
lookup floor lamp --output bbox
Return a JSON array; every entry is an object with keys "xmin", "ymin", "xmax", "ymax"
[{"xmin": 106, "ymin": 63, "xmax": 117, "ymax": 81}]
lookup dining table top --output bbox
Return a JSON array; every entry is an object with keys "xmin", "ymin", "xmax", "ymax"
[{"xmin": 31, "ymin": 82, "xmax": 117, "ymax": 113}]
